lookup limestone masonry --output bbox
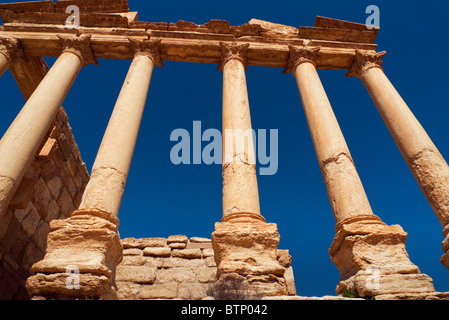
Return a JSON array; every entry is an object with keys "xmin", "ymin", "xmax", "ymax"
[{"xmin": 0, "ymin": 0, "xmax": 449, "ymax": 300}]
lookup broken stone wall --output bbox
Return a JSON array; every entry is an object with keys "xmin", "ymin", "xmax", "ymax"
[
  {"xmin": 0, "ymin": 109, "xmax": 89, "ymax": 299},
  {"xmin": 116, "ymin": 236, "xmax": 296, "ymax": 300}
]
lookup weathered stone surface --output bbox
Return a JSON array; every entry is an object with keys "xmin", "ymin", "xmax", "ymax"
[
  {"xmin": 178, "ymin": 283, "xmax": 209, "ymax": 300},
  {"xmin": 172, "ymin": 249, "xmax": 202, "ymax": 259},
  {"xmin": 116, "ymin": 265, "xmax": 157, "ymax": 284},
  {"xmin": 116, "ymin": 281, "xmax": 141, "ymax": 300},
  {"xmin": 143, "ymin": 247, "xmax": 171, "ymax": 257},
  {"xmin": 168, "ymin": 242, "xmax": 187, "ymax": 249},
  {"xmin": 157, "ymin": 267, "xmax": 197, "ymax": 283},
  {"xmin": 167, "ymin": 235, "xmax": 188, "ymax": 244},
  {"xmin": 120, "ymin": 255, "xmax": 146, "ymax": 266},
  {"xmin": 189, "ymin": 237, "xmax": 211, "ymax": 243},
  {"xmin": 122, "ymin": 237, "xmax": 166, "ymax": 249},
  {"xmin": 161, "ymin": 257, "xmax": 204, "ymax": 269},
  {"xmin": 330, "ymin": 219, "xmax": 435, "ymax": 297},
  {"xmin": 140, "ymin": 283, "xmax": 177, "ymax": 299},
  {"xmin": 123, "ymin": 248, "xmax": 142, "ymax": 256},
  {"xmin": 198, "ymin": 267, "xmax": 217, "ymax": 283}
]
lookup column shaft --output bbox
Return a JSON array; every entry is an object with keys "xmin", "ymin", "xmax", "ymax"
[
  {"xmin": 27, "ymin": 39, "xmax": 162, "ymax": 300},
  {"xmin": 212, "ymin": 42, "xmax": 287, "ymax": 297},
  {"xmin": 78, "ymin": 53, "xmax": 155, "ymax": 218},
  {"xmin": 293, "ymin": 59, "xmax": 377, "ymax": 227},
  {"xmin": 0, "ymin": 53, "xmax": 8, "ymax": 78},
  {"xmin": 286, "ymin": 45, "xmax": 435, "ymax": 298},
  {"xmin": 0, "ymin": 35, "xmax": 93, "ymax": 220},
  {"xmin": 221, "ymin": 56, "xmax": 262, "ymax": 222},
  {"xmin": 347, "ymin": 49, "xmax": 449, "ymax": 270}
]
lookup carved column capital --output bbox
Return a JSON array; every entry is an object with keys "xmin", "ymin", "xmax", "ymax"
[
  {"xmin": 283, "ymin": 44, "xmax": 321, "ymax": 74},
  {"xmin": 0, "ymin": 36, "xmax": 26, "ymax": 64},
  {"xmin": 128, "ymin": 38, "xmax": 164, "ymax": 67},
  {"xmin": 345, "ymin": 49, "xmax": 386, "ymax": 79},
  {"xmin": 57, "ymin": 34, "xmax": 99, "ymax": 66},
  {"xmin": 218, "ymin": 42, "xmax": 250, "ymax": 71}
]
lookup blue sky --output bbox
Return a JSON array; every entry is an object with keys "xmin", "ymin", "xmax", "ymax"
[{"xmin": 1, "ymin": 0, "xmax": 449, "ymax": 297}]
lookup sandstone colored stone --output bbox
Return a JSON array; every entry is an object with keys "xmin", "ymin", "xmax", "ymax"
[
  {"xmin": 116, "ymin": 281, "xmax": 141, "ymax": 300},
  {"xmin": 167, "ymin": 235, "xmax": 188, "ymax": 244},
  {"xmin": 116, "ymin": 265, "xmax": 157, "ymax": 284},
  {"xmin": 168, "ymin": 242, "xmax": 187, "ymax": 249},
  {"xmin": 198, "ymin": 267, "xmax": 217, "ymax": 283},
  {"xmin": 46, "ymin": 175, "xmax": 62, "ymax": 200},
  {"xmin": 157, "ymin": 267, "xmax": 197, "ymax": 283},
  {"xmin": 122, "ymin": 237, "xmax": 166, "ymax": 249},
  {"xmin": 202, "ymin": 248, "xmax": 215, "ymax": 257},
  {"xmin": 177, "ymin": 283, "xmax": 209, "ymax": 300},
  {"xmin": 140, "ymin": 283, "xmax": 177, "ymax": 299},
  {"xmin": 143, "ymin": 247, "xmax": 171, "ymax": 257},
  {"xmin": 186, "ymin": 241, "xmax": 213, "ymax": 249},
  {"xmin": 21, "ymin": 203, "xmax": 40, "ymax": 237},
  {"xmin": 120, "ymin": 255, "xmax": 146, "ymax": 266},
  {"xmin": 123, "ymin": 248, "xmax": 142, "ymax": 256},
  {"xmin": 161, "ymin": 257, "xmax": 204, "ymax": 269},
  {"xmin": 205, "ymin": 257, "xmax": 217, "ymax": 267},
  {"xmin": 172, "ymin": 249, "xmax": 202, "ymax": 259},
  {"xmin": 189, "ymin": 237, "xmax": 211, "ymax": 243}
]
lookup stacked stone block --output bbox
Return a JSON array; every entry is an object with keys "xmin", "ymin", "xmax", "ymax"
[
  {"xmin": 0, "ymin": 108, "xmax": 89, "ymax": 299},
  {"xmin": 116, "ymin": 235, "xmax": 296, "ymax": 300}
]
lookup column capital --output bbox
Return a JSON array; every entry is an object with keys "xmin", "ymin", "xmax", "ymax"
[
  {"xmin": 345, "ymin": 49, "xmax": 386, "ymax": 79},
  {"xmin": 57, "ymin": 34, "xmax": 99, "ymax": 66},
  {"xmin": 128, "ymin": 38, "xmax": 164, "ymax": 67},
  {"xmin": 0, "ymin": 36, "xmax": 26, "ymax": 65},
  {"xmin": 283, "ymin": 44, "xmax": 320, "ymax": 74},
  {"xmin": 217, "ymin": 42, "xmax": 249, "ymax": 71}
]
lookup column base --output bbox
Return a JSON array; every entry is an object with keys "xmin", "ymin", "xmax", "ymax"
[
  {"xmin": 329, "ymin": 219, "xmax": 435, "ymax": 298},
  {"xmin": 26, "ymin": 209, "xmax": 123, "ymax": 300},
  {"xmin": 211, "ymin": 219, "xmax": 288, "ymax": 296}
]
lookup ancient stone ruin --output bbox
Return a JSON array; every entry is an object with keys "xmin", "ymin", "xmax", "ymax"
[{"xmin": 0, "ymin": 0, "xmax": 449, "ymax": 300}]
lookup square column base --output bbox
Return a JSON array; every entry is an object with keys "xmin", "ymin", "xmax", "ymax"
[
  {"xmin": 211, "ymin": 220, "xmax": 288, "ymax": 296},
  {"xmin": 26, "ymin": 210, "xmax": 123, "ymax": 300},
  {"xmin": 329, "ymin": 219, "xmax": 435, "ymax": 298}
]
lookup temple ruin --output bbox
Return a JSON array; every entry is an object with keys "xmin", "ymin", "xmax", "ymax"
[{"xmin": 0, "ymin": 0, "xmax": 449, "ymax": 300}]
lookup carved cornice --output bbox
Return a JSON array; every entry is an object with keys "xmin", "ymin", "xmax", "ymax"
[
  {"xmin": 0, "ymin": 36, "xmax": 25, "ymax": 65},
  {"xmin": 128, "ymin": 38, "xmax": 164, "ymax": 67},
  {"xmin": 345, "ymin": 49, "xmax": 386, "ymax": 79},
  {"xmin": 283, "ymin": 44, "xmax": 321, "ymax": 74},
  {"xmin": 57, "ymin": 34, "xmax": 99, "ymax": 66},
  {"xmin": 217, "ymin": 42, "xmax": 250, "ymax": 71}
]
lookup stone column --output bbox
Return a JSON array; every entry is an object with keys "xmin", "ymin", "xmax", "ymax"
[
  {"xmin": 347, "ymin": 50, "xmax": 449, "ymax": 271},
  {"xmin": 0, "ymin": 36, "xmax": 24, "ymax": 78},
  {"xmin": 26, "ymin": 39, "xmax": 162, "ymax": 300},
  {"xmin": 0, "ymin": 35, "xmax": 96, "ymax": 223},
  {"xmin": 211, "ymin": 42, "xmax": 288, "ymax": 297},
  {"xmin": 285, "ymin": 45, "xmax": 435, "ymax": 298}
]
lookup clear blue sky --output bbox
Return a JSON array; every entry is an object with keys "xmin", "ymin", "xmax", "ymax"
[{"xmin": 1, "ymin": 0, "xmax": 448, "ymax": 297}]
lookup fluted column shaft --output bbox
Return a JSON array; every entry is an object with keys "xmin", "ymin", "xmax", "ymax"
[
  {"xmin": 219, "ymin": 42, "xmax": 263, "ymax": 223},
  {"xmin": 77, "ymin": 39, "xmax": 163, "ymax": 220},
  {"xmin": 347, "ymin": 50, "xmax": 449, "ymax": 269},
  {"xmin": 285, "ymin": 45, "xmax": 379, "ymax": 227},
  {"xmin": 0, "ymin": 35, "xmax": 97, "ymax": 220}
]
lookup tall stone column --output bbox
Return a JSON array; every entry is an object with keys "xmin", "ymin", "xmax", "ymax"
[
  {"xmin": 285, "ymin": 45, "xmax": 435, "ymax": 298},
  {"xmin": 0, "ymin": 36, "xmax": 24, "ymax": 78},
  {"xmin": 26, "ymin": 39, "xmax": 162, "ymax": 300},
  {"xmin": 211, "ymin": 42, "xmax": 288, "ymax": 296},
  {"xmin": 0, "ymin": 35, "xmax": 96, "ymax": 223},
  {"xmin": 347, "ymin": 50, "xmax": 449, "ymax": 271}
]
